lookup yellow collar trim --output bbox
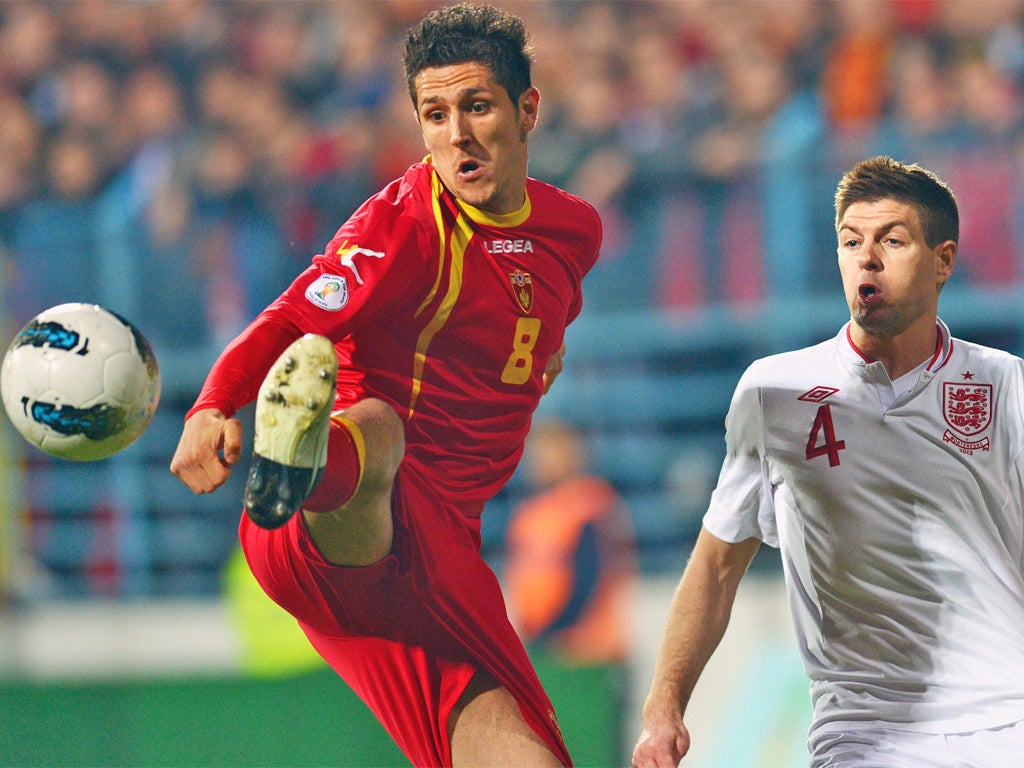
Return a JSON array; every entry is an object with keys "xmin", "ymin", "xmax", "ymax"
[{"xmin": 425, "ymin": 155, "xmax": 531, "ymax": 228}]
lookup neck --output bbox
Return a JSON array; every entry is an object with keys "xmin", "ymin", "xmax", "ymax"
[{"xmin": 848, "ymin": 320, "xmax": 939, "ymax": 380}]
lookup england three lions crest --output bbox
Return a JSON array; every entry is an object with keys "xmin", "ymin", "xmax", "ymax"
[
  {"xmin": 942, "ymin": 381, "xmax": 992, "ymax": 453},
  {"xmin": 509, "ymin": 269, "xmax": 533, "ymax": 313}
]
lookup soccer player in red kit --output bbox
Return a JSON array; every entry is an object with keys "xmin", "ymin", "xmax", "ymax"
[{"xmin": 170, "ymin": 5, "xmax": 601, "ymax": 767}]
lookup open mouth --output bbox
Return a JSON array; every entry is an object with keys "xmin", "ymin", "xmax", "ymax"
[
  {"xmin": 458, "ymin": 159, "xmax": 481, "ymax": 177},
  {"xmin": 858, "ymin": 284, "xmax": 879, "ymax": 302}
]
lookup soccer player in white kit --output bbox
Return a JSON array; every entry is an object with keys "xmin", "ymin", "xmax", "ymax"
[{"xmin": 633, "ymin": 156, "xmax": 1024, "ymax": 768}]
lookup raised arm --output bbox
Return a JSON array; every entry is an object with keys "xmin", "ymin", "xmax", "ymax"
[
  {"xmin": 170, "ymin": 312, "xmax": 301, "ymax": 495},
  {"xmin": 632, "ymin": 526, "xmax": 761, "ymax": 768}
]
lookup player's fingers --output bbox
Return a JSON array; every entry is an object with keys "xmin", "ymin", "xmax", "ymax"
[
  {"xmin": 542, "ymin": 344, "xmax": 565, "ymax": 394},
  {"xmin": 170, "ymin": 439, "xmax": 227, "ymax": 494},
  {"xmin": 632, "ymin": 746, "xmax": 676, "ymax": 768},
  {"xmin": 170, "ymin": 408, "xmax": 235, "ymax": 493},
  {"xmin": 632, "ymin": 730, "xmax": 687, "ymax": 768},
  {"xmin": 170, "ymin": 451, "xmax": 223, "ymax": 494},
  {"xmin": 221, "ymin": 418, "xmax": 243, "ymax": 464}
]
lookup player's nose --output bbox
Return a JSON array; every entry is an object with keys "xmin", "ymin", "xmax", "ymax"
[
  {"xmin": 448, "ymin": 112, "xmax": 472, "ymax": 147},
  {"xmin": 856, "ymin": 242, "xmax": 882, "ymax": 270}
]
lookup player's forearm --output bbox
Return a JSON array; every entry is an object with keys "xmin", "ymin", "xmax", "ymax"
[
  {"xmin": 187, "ymin": 313, "xmax": 302, "ymax": 420},
  {"xmin": 643, "ymin": 574, "xmax": 730, "ymax": 719},
  {"xmin": 643, "ymin": 528, "xmax": 759, "ymax": 720}
]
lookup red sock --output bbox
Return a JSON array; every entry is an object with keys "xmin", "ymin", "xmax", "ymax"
[{"xmin": 302, "ymin": 416, "xmax": 364, "ymax": 513}]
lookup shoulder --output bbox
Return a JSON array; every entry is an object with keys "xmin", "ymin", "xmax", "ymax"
[
  {"xmin": 365, "ymin": 161, "xmax": 436, "ymax": 213},
  {"xmin": 947, "ymin": 335, "xmax": 1024, "ymax": 386},
  {"xmin": 310, "ymin": 163, "xmax": 439, "ymax": 283},
  {"xmin": 527, "ymin": 178, "xmax": 601, "ymax": 226},
  {"xmin": 951, "ymin": 335, "xmax": 1023, "ymax": 365},
  {"xmin": 326, "ymin": 163, "xmax": 435, "ymax": 249},
  {"xmin": 727, "ymin": 340, "xmax": 837, "ymax": 421},
  {"xmin": 527, "ymin": 177, "xmax": 598, "ymax": 211},
  {"xmin": 739, "ymin": 338, "xmax": 835, "ymax": 387},
  {"xmin": 524, "ymin": 177, "xmax": 602, "ymax": 262}
]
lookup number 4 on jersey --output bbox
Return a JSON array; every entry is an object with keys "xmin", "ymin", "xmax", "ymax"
[{"xmin": 806, "ymin": 404, "xmax": 845, "ymax": 467}]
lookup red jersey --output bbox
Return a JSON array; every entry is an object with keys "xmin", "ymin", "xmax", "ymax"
[{"xmin": 215, "ymin": 160, "xmax": 601, "ymax": 511}]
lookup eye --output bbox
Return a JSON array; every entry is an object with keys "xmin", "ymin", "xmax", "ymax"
[{"xmin": 470, "ymin": 101, "xmax": 489, "ymax": 114}]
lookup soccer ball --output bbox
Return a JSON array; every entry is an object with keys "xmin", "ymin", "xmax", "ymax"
[{"xmin": 1, "ymin": 303, "xmax": 161, "ymax": 461}]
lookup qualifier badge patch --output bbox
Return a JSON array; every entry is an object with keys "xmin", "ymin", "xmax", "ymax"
[{"xmin": 305, "ymin": 274, "xmax": 349, "ymax": 311}]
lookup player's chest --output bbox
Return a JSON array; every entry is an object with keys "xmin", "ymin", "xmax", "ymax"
[
  {"xmin": 437, "ymin": 239, "xmax": 574, "ymax": 342},
  {"xmin": 454, "ymin": 236, "xmax": 574, "ymax": 315},
  {"xmin": 761, "ymin": 373, "xmax": 1005, "ymax": 478},
  {"xmin": 762, "ymin": 370, "xmax": 1019, "ymax": 554},
  {"xmin": 403, "ymin": 237, "xmax": 576, "ymax": 389}
]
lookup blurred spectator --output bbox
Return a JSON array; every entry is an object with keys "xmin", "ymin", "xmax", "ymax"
[
  {"xmin": 0, "ymin": 2, "xmax": 60, "ymax": 92},
  {"xmin": 0, "ymin": 93, "xmax": 41, "ymax": 246},
  {"xmin": 7, "ymin": 128, "xmax": 106, "ymax": 326},
  {"xmin": 652, "ymin": 19, "xmax": 799, "ymax": 308},
  {"xmin": 945, "ymin": 51, "xmax": 1024, "ymax": 287},
  {"xmin": 504, "ymin": 419, "xmax": 638, "ymax": 665},
  {"xmin": 868, "ymin": 35, "xmax": 964, "ymax": 164},
  {"xmin": 821, "ymin": 0, "xmax": 894, "ymax": 136}
]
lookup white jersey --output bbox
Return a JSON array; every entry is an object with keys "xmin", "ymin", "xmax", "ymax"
[{"xmin": 705, "ymin": 319, "xmax": 1024, "ymax": 737}]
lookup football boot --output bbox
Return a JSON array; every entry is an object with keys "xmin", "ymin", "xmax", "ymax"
[{"xmin": 243, "ymin": 334, "xmax": 338, "ymax": 529}]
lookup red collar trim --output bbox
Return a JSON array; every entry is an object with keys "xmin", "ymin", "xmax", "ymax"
[{"xmin": 844, "ymin": 320, "xmax": 953, "ymax": 371}]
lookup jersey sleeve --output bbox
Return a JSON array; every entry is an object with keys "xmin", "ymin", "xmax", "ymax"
[
  {"xmin": 565, "ymin": 197, "xmax": 602, "ymax": 325},
  {"xmin": 536, "ymin": 182, "xmax": 602, "ymax": 329},
  {"xmin": 186, "ymin": 312, "xmax": 301, "ymax": 419},
  {"xmin": 260, "ymin": 176, "xmax": 433, "ymax": 341},
  {"xmin": 702, "ymin": 363, "xmax": 779, "ymax": 547}
]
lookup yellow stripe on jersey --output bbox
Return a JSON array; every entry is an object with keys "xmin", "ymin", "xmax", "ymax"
[
  {"xmin": 407, "ymin": 170, "xmax": 471, "ymax": 419},
  {"xmin": 415, "ymin": 170, "xmax": 449, "ymax": 319}
]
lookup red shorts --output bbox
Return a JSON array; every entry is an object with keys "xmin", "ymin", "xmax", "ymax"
[{"xmin": 239, "ymin": 462, "xmax": 571, "ymax": 767}]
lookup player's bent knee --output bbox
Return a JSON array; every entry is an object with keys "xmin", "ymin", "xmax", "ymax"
[
  {"xmin": 349, "ymin": 398, "xmax": 405, "ymax": 492},
  {"xmin": 303, "ymin": 399, "xmax": 403, "ymax": 566}
]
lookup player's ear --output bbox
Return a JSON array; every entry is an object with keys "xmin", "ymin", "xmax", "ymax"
[
  {"xmin": 935, "ymin": 239, "xmax": 956, "ymax": 286},
  {"xmin": 518, "ymin": 87, "xmax": 540, "ymax": 133}
]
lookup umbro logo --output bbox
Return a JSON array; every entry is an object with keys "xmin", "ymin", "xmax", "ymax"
[{"xmin": 798, "ymin": 386, "xmax": 839, "ymax": 403}]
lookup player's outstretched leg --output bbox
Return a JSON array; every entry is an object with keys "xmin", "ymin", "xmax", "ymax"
[{"xmin": 243, "ymin": 334, "xmax": 338, "ymax": 529}]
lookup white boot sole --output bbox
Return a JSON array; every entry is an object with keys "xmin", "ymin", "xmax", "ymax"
[{"xmin": 244, "ymin": 334, "xmax": 338, "ymax": 528}]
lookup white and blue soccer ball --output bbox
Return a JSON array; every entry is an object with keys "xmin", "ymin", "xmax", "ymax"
[{"xmin": 1, "ymin": 303, "xmax": 161, "ymax": 461}]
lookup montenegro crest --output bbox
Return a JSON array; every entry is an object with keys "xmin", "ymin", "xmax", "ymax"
[
  {"xmin": 942, "ymin": 381, "xmax": 992, "ymax": 453},
  {"xmin": 509, "ymin": 269, "xmax": 533, "ymax": 313}
]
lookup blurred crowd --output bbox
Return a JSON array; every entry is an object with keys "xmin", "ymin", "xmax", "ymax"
[
  {"xmin": 2, "ymin": 0, "xmax": 1024, "ymax": 603},
  {"xmin": 2, "ymin": 0, "xmax": 1024, "ymax": 352}
]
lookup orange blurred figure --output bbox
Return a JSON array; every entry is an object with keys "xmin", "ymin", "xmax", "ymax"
[{"xmin": 504, "ymin": 419, "xmax": 638, "ymax": 665}]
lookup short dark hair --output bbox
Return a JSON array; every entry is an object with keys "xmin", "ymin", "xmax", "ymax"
[
  {"xmin": 834, "ymin": 156, "xmax": 959, "ymax": 247},
  {"xmin": 403, "ymin": 3, "xmax": 533, "ymax": 107}
]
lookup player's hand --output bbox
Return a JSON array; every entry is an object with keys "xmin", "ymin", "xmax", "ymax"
[
  {"xmin": 632, "ymin": 715, "xmax": 690, "ymax": 768},
  {"xmin": 542, "ymin": 343, "xmax": 566, "ymax": 394},
  {"xmin": 170, "ymin": 407, "xmax": 243, "ymax": 494}
]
